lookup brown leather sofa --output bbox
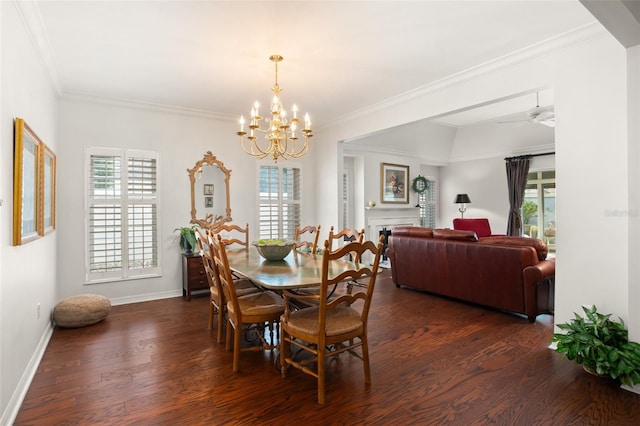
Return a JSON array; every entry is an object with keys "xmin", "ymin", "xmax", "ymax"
[{"xmin": 386, "ymin": 226, "xmax": 556, "ymax": 322}]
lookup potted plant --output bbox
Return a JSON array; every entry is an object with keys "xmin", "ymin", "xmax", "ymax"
[
  {"xmin": 174, "ymin": 226, "xmax": 197, "ymax": 255},
  {"xmin": 552, "ymin": 305, "xmax": 640, "ymax": 386}
]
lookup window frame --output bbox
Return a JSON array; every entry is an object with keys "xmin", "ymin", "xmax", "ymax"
[
  {"xmin": 257, "ymin": 162, "xmax": 302, "ymax": 241},
  {"xmin": 84, "ymin": 146, "xmax": 162, "ymax": 284}
]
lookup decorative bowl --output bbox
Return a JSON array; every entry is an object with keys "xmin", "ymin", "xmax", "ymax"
[{"xmin": 252, "ymin": 240, "xmax": 295, "ymax": 261}]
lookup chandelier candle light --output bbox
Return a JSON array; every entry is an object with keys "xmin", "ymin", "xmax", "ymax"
[{"xmin": 237, "ymin": 55, "xmax": 312, "ymax": 162}]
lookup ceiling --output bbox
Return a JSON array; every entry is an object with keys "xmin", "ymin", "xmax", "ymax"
[{"xmin": 24, "ymin": 1, "xmax": 597, "ymax": 128}]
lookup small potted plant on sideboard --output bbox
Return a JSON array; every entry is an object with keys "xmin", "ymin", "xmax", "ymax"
[
  {"xmin": 552, "ymin": 305, "xmax": 640, "ymax": 387},
  {"xmin": 174, "ymin": 226, "xmax": 197, "ymax": 255}
]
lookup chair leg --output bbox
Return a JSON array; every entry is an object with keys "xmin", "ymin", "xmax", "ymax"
[
  {"xmin": 225, "ymin": 320, "xmax": 233, "ymax": 352},
  {"xmin": 318, "ymin": 347, "xmax": 326, "ymax": 404},
  {"xmin": 216, "ymin": 306, "xmax": 224, "ymax": 344},
  {"xmin": 232, "ymin": 325, "xmax": 241, "ymax": 373},
  {"xmin": 280, "ymin": 332, "xmax": 289, "ymax": 378},
  {"xmin": 208, "ymin": 301, "xmax": 215, "ymax": 330},
  {"xmin": 361, "ymin": 334, "xmax": 371, "ymax": 385}
]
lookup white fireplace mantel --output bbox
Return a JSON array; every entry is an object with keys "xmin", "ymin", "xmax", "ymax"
[{"xmin": 365, "ymin": 209, "xmax": 420, "ymax": 242}]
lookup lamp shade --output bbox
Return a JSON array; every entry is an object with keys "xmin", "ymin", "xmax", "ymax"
[{"xmin": 454, "ymin": 193, "xmax": 471, "ymax": 204}]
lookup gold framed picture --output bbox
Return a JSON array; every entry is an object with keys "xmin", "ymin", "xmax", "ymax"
[
  {"xmin": 40, "ymin": 144, "xmax": 56, "ymax": 235},
  {"xmin": 13, "ymin": 118, "xmax": 57, "ymax": 245},
  {"xmin": 13, "ymin": 118, "xmax": 41, "ymax": 245},
  {"xmin": 380, "ymin": 163, "xmax": 409, "ymax": 204}
]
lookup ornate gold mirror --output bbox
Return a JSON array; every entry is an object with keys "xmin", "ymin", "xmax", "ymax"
[{"xmin": 189, "ymin": 151, "xmax": 231, "ymax": 228}]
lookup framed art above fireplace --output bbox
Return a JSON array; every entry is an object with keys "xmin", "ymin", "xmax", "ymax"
[{"xmin": 380, "ymin": 162, "xmax": 409, "ymax": 204}]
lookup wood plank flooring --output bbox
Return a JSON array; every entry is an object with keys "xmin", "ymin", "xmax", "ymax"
[{"xmin": 15, "ymin": 270, "xmax": 640, "ymax": 425}]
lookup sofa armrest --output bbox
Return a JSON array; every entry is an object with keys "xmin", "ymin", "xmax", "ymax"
[
  {"xmin": 523, "ymin": 258, "xmax": 556, "ymax": 322},
  {"xmin": 524, "ymin": 258, "xmax": 555, "ymax": 283}
]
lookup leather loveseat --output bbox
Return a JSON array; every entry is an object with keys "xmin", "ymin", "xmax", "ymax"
[{"xmin": 386, "ymin": 226, "xmax": 555, "ymax": 322}]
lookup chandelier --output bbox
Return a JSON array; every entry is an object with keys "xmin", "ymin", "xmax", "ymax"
[{"xmin": 237, "ymin": 55, "xmax": 312, "ymax": 162}]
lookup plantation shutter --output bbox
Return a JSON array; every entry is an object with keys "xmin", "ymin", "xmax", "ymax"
[
  {"xmin": 258, "ymin": 165, "xmax": 301, "ymax": 240},
  {"xmin": 418, "ymin": 178, "xmax": 437, "ymax": 228},
  {"xmin": 426, "ymin": 179, "xmax": 437, "ymax": 228},
  {"xmin": 342, "ymin": 171, "xmax": 349, "ymax": 229},
  {"xmin": 86, "ymin": 148, "xmax": 160, "ymax": 283},
  {"xmin": 127, "ymin": 156, "xmax": 158, "ymax": 271}
]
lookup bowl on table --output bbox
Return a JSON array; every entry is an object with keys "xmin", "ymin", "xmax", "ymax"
[{"xmin": 252, "ymin": 240, "xmax": 295, "ymax": 261}]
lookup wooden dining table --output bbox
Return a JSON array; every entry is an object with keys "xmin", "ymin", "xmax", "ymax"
[{"xmin": 224, "ymin": 247, "xmax": 355, "ymax": 290}]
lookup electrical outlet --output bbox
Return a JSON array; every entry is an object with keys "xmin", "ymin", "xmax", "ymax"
[{"xmin": 37, "ymin": 303, "xmax": 41, "ymax": 319}]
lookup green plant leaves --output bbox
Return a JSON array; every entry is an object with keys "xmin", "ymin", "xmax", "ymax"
[
  {"xmin": 174, "ymin": 226, "xmax": 197, "ymax": 252},
  {"xmin": 551, "ymin": 305, "xmax": 640, "ymax": 386}
]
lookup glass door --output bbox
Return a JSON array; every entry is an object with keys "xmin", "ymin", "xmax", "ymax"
[{"xmin": 523, "ymin": 171, "xmax": 555, "ymax": 254}]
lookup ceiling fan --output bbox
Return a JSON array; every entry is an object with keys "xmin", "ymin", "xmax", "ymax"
[{"xmin": 498, "ymin": 92, "xmax": 555, "ymax": 127}]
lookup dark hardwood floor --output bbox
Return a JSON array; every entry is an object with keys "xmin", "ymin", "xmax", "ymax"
[{"xmin": 15, "ymin": 270, "xmax": 640, "ymax": 425}]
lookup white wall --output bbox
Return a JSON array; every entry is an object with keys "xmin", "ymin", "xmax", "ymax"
[
  {"xmin": 628, "ymin": 44, "xmax": 640, "ymax": 342},
  {"xmin": 554, "ymin": 34, "xmax": 629, "ymax": 324},
  {"xmin": 441, "ymin": 157, "xmax": 511, "ymax": 232},
  {"xmin": 440, "ymin": 119, "xmax": 555, "ymax": 232},
  {"xmin": 58, "ymin": 98, "xmax": 314, "ymax": 301},
  {"xmin": 1, "ymin": 2, "xmax": 58, "ymax": 421}
]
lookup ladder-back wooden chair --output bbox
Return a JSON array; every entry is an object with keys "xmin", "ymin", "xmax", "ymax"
[
  {"xmin": 211, "ymin": 222, "xmax": 249, "ymax": 248},
  {"xmin": 328, "ymin": 226, "xmax": 366, "ymax": 292},
  {"xmin": 280, "ymin": 236, "xmax": 384, "ymax": 404},
  {"xmin": 327, "ymin": 226, "xmax": 365, "ymax": 254},
  {"xmin": 195, "ymin": 228, "xmax": 258, "ymax": 344},
  {"xmin": 209, "ymin": 233, "xmax": 285, "ymax": 372},
  {"xmin": 211, "ymin": 222, "xmax": 253, "ymax": 281},
  {"xmin": 294, "ymin": 224, "xmax": 321, "ymax": 254}
]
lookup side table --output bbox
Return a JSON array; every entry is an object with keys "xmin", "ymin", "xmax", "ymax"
[{"xmin": 182, "ymin": 253, "xmax": 208, "ymax": 301}]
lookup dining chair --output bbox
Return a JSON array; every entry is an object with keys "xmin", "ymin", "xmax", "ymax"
[
  {"xmin": 211, "ymin": 222, "xmax": 249, "ymax": 248},
  {"xmin": 328, "ymin": 226, "xmax": 366, "ymax": 293},
  {"xmin": 294, "ymin": 224, "xmax": 321, "ymax": 254},
  {"xmin": 209, "ymin": 233, "xmax": 285, "ymax": 372},
  {"xmin": 280, "ymin": 236, "xmax": 384, "ymax": 404},
  {"xmin": 327, "ymin": 226, "xmax": 365, "ymax": 254},
  {"xmin": 210, "ymin": 223, "xmax": 254, "ymax": 281},
  {"xmin": 195, "ymin": 228, "xmax": 259, "ymax": 344}
]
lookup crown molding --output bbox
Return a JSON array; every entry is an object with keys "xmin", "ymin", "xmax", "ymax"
[
  {"xmin": 448, "ymin": 143, "xmax": 555, "ymax": 163},
  {"xmin": 14, "ymin": 0, "xmax": 62, "ymax": 94},
  {"xmin": 330, "ymin": 21, "xmax": 607, "ymax": 127},
  {"xmin": 343, "ymin": 144, "xmax": 449, "ymax": 166},
  {"xmin": 60, "ymin": 92, "xmax": 235, "ymax": 121}
]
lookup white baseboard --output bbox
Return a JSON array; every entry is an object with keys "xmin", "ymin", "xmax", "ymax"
[
  {"xmin": 110, "ymin": 289, "xmax": 183, "ymax": 306},
  {"xmin": 620, "ymin": 383, "xmax": 640, "ymax": 394},
  {"xmin": 1, "ymin": 322, "xmax": 54, "ymax": 426}
]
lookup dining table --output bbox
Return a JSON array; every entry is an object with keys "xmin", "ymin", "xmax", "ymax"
[{"xmin": 224, "ymin": 247, "xmax": 356, "ymax": 290}]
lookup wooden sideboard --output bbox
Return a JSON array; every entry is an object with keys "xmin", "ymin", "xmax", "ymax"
[{"xmin": 182, "ymin": 254, "xmax": 208, "ymax": 301}]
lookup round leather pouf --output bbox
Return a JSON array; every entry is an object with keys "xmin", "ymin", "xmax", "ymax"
[{"xmin": 53, "ymin": 294, "xmax": 111, "ymax": 328}]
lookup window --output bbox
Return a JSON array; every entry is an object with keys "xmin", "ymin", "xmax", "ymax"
[
  {"xmin": 258, "ymin": 165, "xmax": 301, "ymax": 240},
  {"xmin": 523, "ymin": 170, "xmax": 556, "ymax": 253},
  {"xmin": 85, "ymin": 147, "xmax": 160, "ymax": 283},
  {"xmin": 418, "ymin": 178, "xmax": 437, "ymax": 228}
]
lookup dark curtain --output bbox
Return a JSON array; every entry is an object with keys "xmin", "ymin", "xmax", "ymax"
[{"xmin": 505, "ymin": 156, "xmax": 531, "ymax": 236}]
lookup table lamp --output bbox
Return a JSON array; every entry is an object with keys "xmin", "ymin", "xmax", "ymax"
[{"xmin": 454, "ymin": 193, "xmax": 471, "ymax": 218}]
